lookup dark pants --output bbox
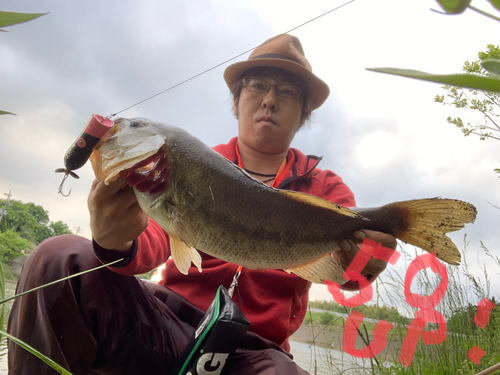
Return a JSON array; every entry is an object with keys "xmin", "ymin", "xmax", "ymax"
[{"xmin": 7, "ymin": 235, "xmax": 308, "ymax": 375}]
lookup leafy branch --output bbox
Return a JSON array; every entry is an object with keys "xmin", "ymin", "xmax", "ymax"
[
  {"xmin": 431, "ymin": 0, "xmax": 500, "ymax": 21},
  {"xmin": 0, "ymin": 10, "xmax": 48, "ymax": 32},
  {"xmin": 434, "ymin": 45, "xmax": 500, "ymax": 142},
  {"xmin": 366, "ymin": 1, "xmax": 500, "ymax": 176},
  {"xmin": 367, "ymin": 1, "xmax": 500, "ymax": 93}
]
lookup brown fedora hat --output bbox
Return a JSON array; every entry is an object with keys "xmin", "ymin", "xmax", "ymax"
[{"xmin": 223, "ymin": 34, "xmax": 330, "ymax": 110}]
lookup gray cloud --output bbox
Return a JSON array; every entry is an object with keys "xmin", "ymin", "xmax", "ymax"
[{"xmin": 1, "ymin": 0, "xmax": 498, "ymax": 302}]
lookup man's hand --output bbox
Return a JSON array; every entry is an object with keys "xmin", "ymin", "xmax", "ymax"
[
  {"xmin": 88, "ymin": 178, "xmax": 149, "ymax": 253},
  {"xmin": 334, "ymin": 230, "xmax": 397, "ymax": 277}
]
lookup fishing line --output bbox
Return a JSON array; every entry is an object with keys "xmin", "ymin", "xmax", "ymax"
[
  {"xmin": 56, "ymin": 0, "xmax": 355, "ymax": 196},
  {"xmin": 108, "ymin": 0, "xmax": 355, "ymax": 118}
]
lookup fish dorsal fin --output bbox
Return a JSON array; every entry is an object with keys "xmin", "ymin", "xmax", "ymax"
[
  {"xmin": 280, "ymin": 190, "xmax": 367, "ymax": 220},
  {"xmin": 169, "ymin": 235, "xmax": 202, "ymax": 275},
  {"xmin": 285, "ymin": 254, "xmax": 347, "ymax": 284}
]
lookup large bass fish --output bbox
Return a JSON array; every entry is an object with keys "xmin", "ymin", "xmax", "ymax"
[{"xmin": 90, "ymin": 118, "xmax": 477, "ymax": 284}]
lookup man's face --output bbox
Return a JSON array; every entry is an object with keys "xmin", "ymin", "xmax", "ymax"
[{"xmin": 234, "ymin": 72, "xmax": 304, "ymax": 155}]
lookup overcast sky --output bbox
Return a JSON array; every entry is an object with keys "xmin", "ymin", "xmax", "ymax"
[{"xmin": 1, "ymin": 0, "xmax": 499, "ymax": 303}]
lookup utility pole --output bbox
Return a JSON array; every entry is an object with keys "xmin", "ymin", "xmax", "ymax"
[{"xmin": 0, "ymin": 189, "xmax": 13, "ymax": 223}]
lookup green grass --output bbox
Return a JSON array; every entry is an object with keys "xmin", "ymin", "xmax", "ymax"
[
  {"xmin": 305, "ymin": 238, "xmax": 500, "ymax": 375},
  {"xmin": 374, "ymin": 240, "xmax": 500, "ymax": 375}
]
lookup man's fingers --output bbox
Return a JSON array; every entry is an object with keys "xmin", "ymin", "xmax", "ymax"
[
  {"xmin": 88, "ymin": 179, "xmax": 137, "ymax": 215},
  {"xmin": 339, "ymin": 240, "xmax": 352, "ymax": 252},
  {"xmin": 93, "ymin": 178, "xmax": 129, "ymax": 197},
  {"xmin": 90, "ymin": 178, "xmax": 100, "ymax": 191},
  {"xmin": 331, "ymin": 250, "xmax": 352, "ymax": 269},
  {"xmin": 359, "ymin": 229, "xmax": 398, "ymax": 249},
  {"xmin": 334, "ymin": 230, "xmax": 395, "ymax": 277},
  {"xmin": 353, "ymin": 230, "xmax": 365, "ymax": 241}
]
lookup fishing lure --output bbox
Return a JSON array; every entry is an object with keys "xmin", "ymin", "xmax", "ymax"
[{"xmin": 55, "ymin": 114, "xmax": 114, "ymax": 196}]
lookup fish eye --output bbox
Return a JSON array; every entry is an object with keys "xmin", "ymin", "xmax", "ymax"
[{"xmin": 129, "ymin": 120, "xmax": 144, "ymax": 128}]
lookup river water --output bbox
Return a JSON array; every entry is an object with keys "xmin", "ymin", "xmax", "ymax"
[
  {"xmin": 290, "ymin": 340, "xmax": 373, "ymax": 375},
  {"xmin": 0, "ymin": 282, "xmax": 370, "ymax": 375}
]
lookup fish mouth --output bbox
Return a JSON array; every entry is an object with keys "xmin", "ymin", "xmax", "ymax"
[
  {"xmin": 90, "ymin": 118, "xmax": 169, "ymax": 193},
  {"xmin": 119, "ymin": 149, "xmax": 169, "ymax": 194}
]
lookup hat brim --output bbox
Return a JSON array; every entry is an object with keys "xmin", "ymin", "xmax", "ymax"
[{"xmin": 224, "ymin": 58, "xmax": 330, "ymax": 111}]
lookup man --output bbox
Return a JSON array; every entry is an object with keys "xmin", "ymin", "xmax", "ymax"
[{"xmin": 8, "ymin": 34, "xmax": 396, "ymax": 374}]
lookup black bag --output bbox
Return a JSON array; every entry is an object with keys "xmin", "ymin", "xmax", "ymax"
[{"xmin": 171, "ymin": 286, "xmax": 250, "ymax": 375}]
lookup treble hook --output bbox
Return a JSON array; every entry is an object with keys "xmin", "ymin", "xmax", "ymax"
[{"xmin": 55, "ymin": 168, "xmax": 79, "ymax": 197}]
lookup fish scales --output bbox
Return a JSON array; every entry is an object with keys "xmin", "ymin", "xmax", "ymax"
[
  {"xmin": 91, "ymin": 118, "xmax": 477, "ymax": 283},
  {"xmin": 151, "ymin": 126, "xmax": 364, "ymax": 269}
]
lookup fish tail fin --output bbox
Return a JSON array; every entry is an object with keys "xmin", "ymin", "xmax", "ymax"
[{"xmin": 388, "ymin": 198, "xmax": 477, "ymax": 265}]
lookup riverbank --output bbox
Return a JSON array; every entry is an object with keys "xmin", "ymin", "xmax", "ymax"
[
  {"xmin": 290, "ymin": 322, "xmax": 403, "ymax": 362},
  {"xmin": 2, "ymin": 262, "xmax": 20, "ymax": 284}
]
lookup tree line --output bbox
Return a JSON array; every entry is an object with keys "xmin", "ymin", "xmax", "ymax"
[
  {"xmin": 308, "ymin": 300, "xmax": 411, "ymax": 324},
  {"xmin": 0, "ymin": 199, "xmax": 72, "ymax": 262}
]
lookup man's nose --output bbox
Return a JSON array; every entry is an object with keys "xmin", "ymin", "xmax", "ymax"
[{"xmin": 261, "ymin": 88, "xmax": 278, "ymax": 111}]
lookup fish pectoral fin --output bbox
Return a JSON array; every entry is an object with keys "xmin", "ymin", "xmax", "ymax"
[
  {"xmin": 169, "ymin": 235, "xmax": 202, "ymax": 275},
  {"xmin": 285, "ymin": 254, "xmax": 348, "ymax": 284},
  {"xmin": 281, "ymin": 190, "xmax": 368, "ymax": 220}
]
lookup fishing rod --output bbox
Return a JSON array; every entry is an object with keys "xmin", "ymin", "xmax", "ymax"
[{"xmin": 55, "ymin": 0, "xmax": 355, "ymax": 196}]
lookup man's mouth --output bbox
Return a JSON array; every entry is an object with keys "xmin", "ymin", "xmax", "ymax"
[{"xmin": 258, "ymin": 116, "xmax": 276, "ymax": 125}]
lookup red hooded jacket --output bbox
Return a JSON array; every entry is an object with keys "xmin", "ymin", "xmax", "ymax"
[{"xmin": 95, "ymin": 137, "xmax": 361, "ymax": 351}]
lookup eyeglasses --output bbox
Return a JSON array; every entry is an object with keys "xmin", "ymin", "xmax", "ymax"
[{"xmin": 243, "ymin": 78, "xmax": 301, "ymax": 99}]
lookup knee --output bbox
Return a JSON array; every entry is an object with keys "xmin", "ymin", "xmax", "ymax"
[
  {"xmin": 31, "ymin": 234, "xmax": 92, "ymax": 261},
  {"xmin": 22, "ymin": 234, "xmax": 97, "ymax": 283}
]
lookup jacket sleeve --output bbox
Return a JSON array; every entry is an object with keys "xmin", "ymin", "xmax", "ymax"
[{"xmin": 93, "ymin": 219, "xmax": 171, "ymax": 276}]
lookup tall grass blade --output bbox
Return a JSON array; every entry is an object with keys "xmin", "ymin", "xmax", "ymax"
[
  {"xmin": 0, "ymin": 262, "xmax": 5, "ymax": 337},
  {"xmin": 0, "ymin": 258, "xmax": 123, "ymax": 374},
  {"xmin": 0, "ymin": 329, "xmax": 72, "ymax": 375},
  {"xmin": 0, "ymin": 258, "xmax": 123, "ymax": 305}
]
